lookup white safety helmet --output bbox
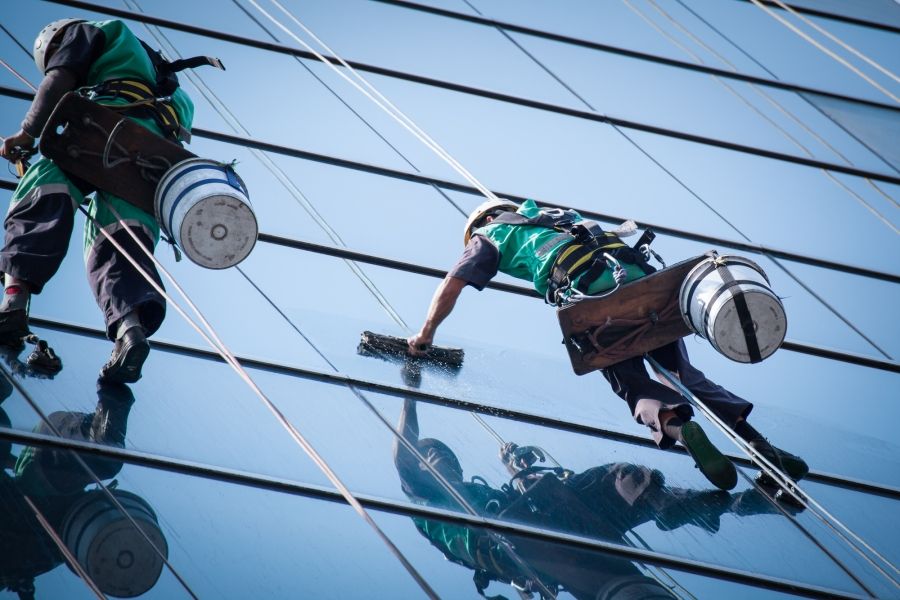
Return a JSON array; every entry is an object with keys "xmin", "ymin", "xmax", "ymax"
[
  {"xmin": 463, "ymin": 199, "xmax": 519, "ymax": 246},
  {"xmin": 33, "ymin": 18, "xmax": 84, "ymax": 73}
]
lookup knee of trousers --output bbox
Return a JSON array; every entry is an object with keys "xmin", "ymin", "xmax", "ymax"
[{"xmin": 84, "ymin": 193, "xmax": 160, "ymax": 254}]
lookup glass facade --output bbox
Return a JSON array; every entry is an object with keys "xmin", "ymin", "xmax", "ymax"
[{"xmin": 1, "ymin": 1, "xmax": 898, "ymax": 598}]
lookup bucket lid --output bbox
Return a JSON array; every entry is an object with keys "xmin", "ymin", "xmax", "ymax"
[
  {"xmin": 178, "ymin": 194, "xmax": 258, "ymax": 269},
  {"xmin": 711, "ymin": 290, "xmax": 786, "ymax": 363},
  {"xmin": 83, "ymin": 519, "xmax": 168, "ymax": 597}
]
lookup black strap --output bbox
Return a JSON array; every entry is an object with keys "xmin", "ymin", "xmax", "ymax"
[
  {"xmin": 166, "ymin": 55, "xmax": 225, "ymax": 73},
  {"xmin": 138, "ymin": 39, "xmax": 224, "ymax": 97},
  {"xmin": 712, "ymin": 266, "xmax": 763, "ymax": 363},
  {"xmin": 93, "ymin": 79, "xmax": 188, "ymax": 142}
]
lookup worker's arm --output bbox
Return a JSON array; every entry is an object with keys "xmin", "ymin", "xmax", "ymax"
[
  {"xmin": 394, "ymin": 398, "xmax": 419, "ymax": 470},
  {"xmin": 407, "ymin": 275, "xmax": 468, "ymax": 356},
  {"xmin": 1, "ymin": 68, "xmax": 77, "ymax": 159},
  {"xmin": 393, "ymin": 398, "xmax": 421, "ymax": 482}
]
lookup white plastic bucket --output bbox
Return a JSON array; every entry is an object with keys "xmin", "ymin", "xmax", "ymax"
[
  {"xmin": 62, "ymin": 489, "xmax": 168, "ymax": 598},
  {"xmin": 679, "ymin": 255, "xmax": 786, "ymax": 363},
  {"xmin": 155, "ymin": 158, "xmax": 257, "ymax": 269}
]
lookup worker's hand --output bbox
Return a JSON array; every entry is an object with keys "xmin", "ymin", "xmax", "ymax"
[
  {"xmin": 407, "ymin": 332, "xmax": 433, "ymax": 356},
  {"xmin": 0, "ymin": 130, "xmax": 36, "ymax": 160},
  {"xmin": 500, "ymin": 442, "xmax": 519, "ymax": 463},
  {"xmin": 612, "ymin": 264, "xmax": 628, "ymax": 286},
  {"xmin": 501, "ymin": 442, "xmax": 545, "ymax": 469}
]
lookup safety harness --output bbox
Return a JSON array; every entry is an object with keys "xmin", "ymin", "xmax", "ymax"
[
  {"xmin": 490, "ymin": 208, "xmax": 655, "ymax": 305},
  {"xmin": 85, "ymin": 42, "xmax": 224, "ymax": 143}
]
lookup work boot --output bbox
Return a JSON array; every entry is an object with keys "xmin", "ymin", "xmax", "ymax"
[
  {"xmin": 752, "ymin": 440, "xmax": 809, "ymax": 487},
  {"xmin": 98, "ymin": 326, "xmax": 150, "ymax": 384},
  {"xmin": 680, "ymin": 421, "xmax": 738, "ymax": 491},
  {"xmin": 731, "ymin": 488, "xmax": 805, "ymax": 517},
  {"xmin": 89, "ymin": 381, "xmax": 136, "ymax": 447},
  {"xmin": 735, "ymin": 421, "xmax": 808, "ymax": 487},
  {"xmin": 0, "ymin": 285, "xmax": 30, "ymax": 346}
]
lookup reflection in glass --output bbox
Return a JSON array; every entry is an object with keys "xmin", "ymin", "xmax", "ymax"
[
  {"xmin": 0, "ymin": 379, "xmax": 167, "ymax": 598},
  {"xmin": 802, "ymin": 92, "xmax": 900, "ymax": 172},
  {"xmin": 394, "ymin": 398, "xmax": 796, "ymax": 599}
]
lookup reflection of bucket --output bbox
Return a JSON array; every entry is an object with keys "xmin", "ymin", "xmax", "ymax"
[
  {"xmin": 679, "ymin": 255, "xmax": 786, "ymax": 363},
  {"xmin": 155, "ymin": 158, "xmax": 257, "ymax": 269},
  {"xmin": 62, "ymin": 489, "xmax": 168, "ymax": 598}
]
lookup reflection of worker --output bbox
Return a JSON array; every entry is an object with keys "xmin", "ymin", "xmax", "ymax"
[
  {"xmin": 394, "ymin": 399, "xmax": 788, "ymax": 599},
  {"xmin": 0, "ymin": 18, "xmax": 195, "ymax": 382},
  {"xmin": 407, "ymin": 199, "xmax": 807, "ymax": 490},
  {"xmin": 0, "ymin": 380, "xmax": 168, "ymax": 598}
]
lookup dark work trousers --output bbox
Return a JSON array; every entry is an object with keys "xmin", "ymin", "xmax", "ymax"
[
  {"xmin": 0, "ymin": 159, "xmax": 166, "ymax": 339},
  {"xmin": 602, "ymin": 339, "xmax": 752, "ymax": 448}
]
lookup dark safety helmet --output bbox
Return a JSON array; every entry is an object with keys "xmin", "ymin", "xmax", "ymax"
[
  {"xmin": 416, "ymin": 438, "xmax": 463, "ymax": 481},
  {"xmin": 463, "ymin": 199, "xmax": 519, "ymax": 246},
  {"xmin": 33, "ymin": 19, "xmax": 85, "ymax": 73}
]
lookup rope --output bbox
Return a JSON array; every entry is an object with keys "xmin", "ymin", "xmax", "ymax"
[
  {"xmin": 229, "ymin": 0, "xmax": 467, "ymax": 218},
  {"xmin": 625, "ymin": 1, "xmax": 899, "ymax": 238},
  {"xmin": 671, "ymin": 0, "xmax": 900, "ymax": 183},
  {"xmin": 20, "ymin": 494, "xmax": 107, "ymax": 599},
  {"xmin": 768, "ymin": 0, "xmax": 900, "ymax": 86},
  {"xmin": 123, "ymin": 0, "xmax": 410, "ymax": 330},
  {"xmin": 2, "ymin": 7, "xmax": 894, "ymax": 593},
  {"xmin": 452, "ymin": 1, "xmax": 898, "ymax": 585},
  {"xmin": 0, "ymin": 57, "xmax": 37, "ymax": 91},
  {"xmin": 245, "ymin": 0, "xmax": 501, "ymax": 203},
  {"xmin": 455, "ymin": 0, "xmax": 897, "ymax": 359},
  {"xmin": 747, "ymin": 0, "xmax": 900, "ymax": 104},
  {"xmin": 126, "ymin": 5, "xmax": 520, "ymax": 504},
  {"xmin": 647, "ymin": 355, "xmax": 900, "ymax": 592},
  {"xmin": 730, "ymin": 456, "xmax": 880, "ymax": 597}
]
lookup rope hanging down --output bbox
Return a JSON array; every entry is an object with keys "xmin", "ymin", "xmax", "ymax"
[
  {"xmin": 748, "ymin": 0, "xmax": 900, "ymax": 104},
  {"xmin": 216, "ymin": 8, "xmax": 895, "ymax": 593},
  {"xmin": 3, "ymin": 7, "xmax": 896, "ymax": 592},
  {"xmin": 128, "ymin": 4, "xmax": 491, "ymax": 472},
  {"xmin": 245, "ymin": 0, "xmax": 501, "ymax": 204},
  {"xmin": 228, "ymin": 0, "xmax": 469, "ymax": 219},
  {"xmin": 236, "ymin": 269, "xmax": 561, "ymax": 600}
]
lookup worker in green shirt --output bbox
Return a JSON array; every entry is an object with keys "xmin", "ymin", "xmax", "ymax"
[{"xmin": 0, "ymin": 18, "xmax": 194, "ymax": 383}]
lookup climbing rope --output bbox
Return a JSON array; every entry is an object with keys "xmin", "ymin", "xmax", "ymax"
[
  {"xmin": 632, "ymin": 0, "xmax": 899, "ymax": 232},
  {"xmin": 747, "ymin": 0, "xmax": 900, "ymax": 104},
  {"xmin": 245, "ymin": 0, "xmax": 502, "ymax": 204}
]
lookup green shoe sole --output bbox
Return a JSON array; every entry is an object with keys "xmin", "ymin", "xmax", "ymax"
[{"xmin": 681, "ymin": 422, "xmax": 738, "ymax": 491}]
